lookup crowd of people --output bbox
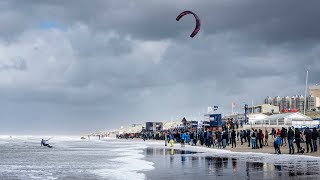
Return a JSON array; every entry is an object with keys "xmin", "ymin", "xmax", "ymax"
[{"xmin": 117, "ymin": 125, "xmax": 320, "ymax": 155}]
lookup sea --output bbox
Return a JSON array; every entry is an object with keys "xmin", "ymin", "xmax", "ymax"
[{"xmin": 1, "ymin": 136, "xmax": 320, "ymax": 180}]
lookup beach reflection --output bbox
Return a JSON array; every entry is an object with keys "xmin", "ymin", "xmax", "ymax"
[{"xmin": 144, "ymin": 147, "xmax": 320, "ymax": 179}]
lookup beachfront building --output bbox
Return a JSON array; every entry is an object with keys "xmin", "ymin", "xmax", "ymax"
[
  {"xmin": 265, "ymin": 95, "xmax": 319, "ymax": 112},
  {"xmin": 252, "ymin": 112, "xmax": 319, "ymax": 128},
  {"xmin": 306, "ymin": 95, "xmax": 317, "ymax": 111},
  {"xmin": 273, "ymin": 96, "xmax": 281, "ymax": 107},
  {"xmin": 291, "ymin": 95, "xmax": 297, "ymax": 109},
  {"xmin": 309, "ymin": 84, "xmax": 320, "ymax": 111},
  {"xmin": 280, "ymin": 96, "xmax": 291, "ymax": 111},
  {"xmin": 247, "ymin": 104, "xmax": 280, "ymax": 114},
  {"xmin": 145, "ymin": 122, "xmax": 163, "ymax": 132},
  {"xmin": 309, "ymin": 84, "xmax": 320, "ymax": 97},
  {"xmin": 296, "ymin": 95, "xmax": 305, "ymax": 112},
  {"xmin": 223, "ymin": 114, "xmax": 245, "ymax": 122},
  {"xmin": 264, "ymin": 96, "xmax": 273, "ymax": 105}
]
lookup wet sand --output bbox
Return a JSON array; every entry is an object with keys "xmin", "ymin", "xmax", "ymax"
[
  {"xmin": 209, "ymin": 138, "xmax": 320, "ymax": 157},
  {"xmin": 142, "ymin": 146, "xmax": 320, "ymax": 180}
]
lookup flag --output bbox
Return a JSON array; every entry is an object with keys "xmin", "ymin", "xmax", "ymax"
[{"xmin": 232, "ymin": 101, "xmax": 236, "ymax": 108}]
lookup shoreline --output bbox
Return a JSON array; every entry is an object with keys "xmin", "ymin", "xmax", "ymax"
[{"xmin": 115, "ymin": 138, "xmax": 320, "ymax": 159}]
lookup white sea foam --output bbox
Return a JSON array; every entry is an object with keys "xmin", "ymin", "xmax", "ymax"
[
  {"xmin": 91, "ymin": 141, "xmax": 154, "ymax": 180},
  {"xmin": 0, "ymin": 137, "xmax": 155, "ymax": 180}
]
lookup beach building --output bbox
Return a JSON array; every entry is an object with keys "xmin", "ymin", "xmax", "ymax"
[
  {"xmin": 145, "ymin": 122, "xmax": 163, "ymax": 132},
  {"xmin": 309, "ymin": 84, "xmax": 320, "ymax": 97},
  {"xmin": 247, "ymin": 104, "xmax": 280, "ymax": 114},
  {"xmin": 224, "ymin": 114, "xmax": 245, "ymax": 121},
  {"xmin": 309, "ymin": 84, "xmax": 320, "ymax": 111}
]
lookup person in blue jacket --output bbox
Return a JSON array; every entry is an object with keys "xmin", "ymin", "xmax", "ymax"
[
  {"xmin": 181, "ymin": 132, "xmax": 186, "ymax": 147},
  {"xmin": 186, "ymin": 132, "xmax": 190, "ymax": 144},
  {"xmin": 206, "ymin": 131, "xmax": 211, "ymax": 148},
  {"xmin": 274, "ymin": 135, "xmax": 282, "ymax": 154}
]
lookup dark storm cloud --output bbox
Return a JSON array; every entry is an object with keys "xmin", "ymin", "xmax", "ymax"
[
  {"xmin": 0, "ymin": 0, "xmax": 320, "ymax": 134},
  {"xmin": 4, "ymin": 0, "xmax": 320, "ymax": 43}
]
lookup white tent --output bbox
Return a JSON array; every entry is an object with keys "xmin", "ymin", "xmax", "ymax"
[
  {"xmin": 248, "ymin": 113, "xmax": 269, "ymax": 124},
  {"xmin": 257, "ymin": 112, "xmax": 318, "ymax": 127}
]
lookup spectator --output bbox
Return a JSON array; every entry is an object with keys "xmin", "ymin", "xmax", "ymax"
[
  {"xmin": 312, "ymin": 127, "xmax": 318, "ymax": 152},
  {"xmin": 287, "ymin": 127, "xmax": 295, "ymax": 154},
  {"xmin": 295, "ymin": 128, "xmax": 302, "ymax": 153},
  {"xmin": 265, "ymin": 129, "xmax": 269, "ymax": 146},
  {"xmin": 274, "ymin": 135, "xmax": 282, "ymax": 154},
  {"xmin": 304, "ymin": 127, "xmax": 313, "ymax": 153},
  {"xmin": 231, "ymin": 130, "xmax": 237, "ymax": 148}
]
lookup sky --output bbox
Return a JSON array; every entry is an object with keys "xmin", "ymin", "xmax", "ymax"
[{"xmin": 0, "ymin": 0, "xmax": 320, "ymax": 135}]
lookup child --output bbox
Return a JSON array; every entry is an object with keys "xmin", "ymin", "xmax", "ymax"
[
  {"xmin": 169, "ymin": 139, "xmax": 174, "ymax": 147},
  {"xmin": 274, "ymin": 136, "xmax": 282, "ymax": 154}
]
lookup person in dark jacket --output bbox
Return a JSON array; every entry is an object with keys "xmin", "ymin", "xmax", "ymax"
[
  {"xmin": 255, "ymin": 129, "xmax": 259, "ymax": 149},
  {"xmin": 240, "ymin": 130, "xmax": 245, "ymax": 145},
  {"xmin": 312, "ymin": 127, "xmax": 318, "ymax": 152},
  {"xmin": 265, "ymin": 130, "xmax": 269, "ymax": 146},
  {"xmin": 222, "ymin": 131, "xmax": 228, "ymax": 148},
  {"xmin": 287, "ymin": 127, "xmax": 295, "ymax": 154},
  {"xmin": 259, "ymin": 129, "xmax": 263, "ymax": 148},
  {"xmin": 304, "ymin": 127, "xmax": 313, "ymax": 153},
  {"xmin": 247, "ymin": 130, "xmax": 251, "ymax": 147},
  {"xmin": 231, "ymin": 130, "xmax": 237, "ymax": 148},
  {"xmin": 280, "ymin": 127, "xmax": 287, "ymax": 146},
  {"xmin": 294, "ymin": 128, "xmax": 302, "ymax": 153}
]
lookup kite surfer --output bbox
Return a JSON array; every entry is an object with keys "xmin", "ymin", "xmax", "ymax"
[{"xmin": 41, "ymin": 138, "xmax": 53, "ymax": 148}]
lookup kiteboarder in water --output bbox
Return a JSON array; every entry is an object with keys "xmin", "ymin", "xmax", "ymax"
[{"xmin": 41, "ymin": 138, "xmax": 53, "ymax": 148}]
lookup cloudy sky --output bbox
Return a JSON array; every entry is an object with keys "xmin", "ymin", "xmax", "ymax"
[{"xmin": 1, "ymin": 0, "xmax": 319, "ymax": 135}]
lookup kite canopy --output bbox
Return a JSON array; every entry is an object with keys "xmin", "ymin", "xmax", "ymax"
[{"xmin": 176, "ymin": 10, "xmax": 201, "ymax": 38}]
